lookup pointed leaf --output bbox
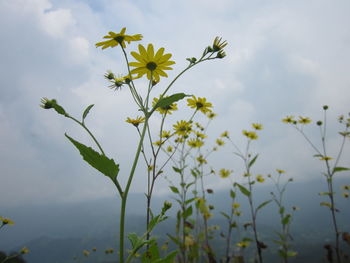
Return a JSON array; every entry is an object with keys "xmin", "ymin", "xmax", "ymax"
[
  {"xmin": 256, "ymin": 200, "xmax": 272, "ymax": 212},
  {"xmin": 65, "ymin": 134, "xmax": 119, "ymax": 181},
  {"xmin": 234, "ymin": 183, "xmax": 251, "ymax": 197},
  {"xmin": 153, "ymin": 93, "xmax": 188, "ymax": 110},
  {"xmin": 154, "ymin": 250, "xmax": 178, "ymax": 263},
  {"xmin": 82, "ymin": 104, "xmax": 94, "ymax": 121},
  {"xmin": 172, "ymin": 166, "xmax": 182, "ymax": 174},
  {"xmin": 333, "ymin": 167, "xmax": 350, "ymax": 173},
  {"xmin": 248, "ymin": 154, "xmax": 259, "ymax": 168},
  {"xmin": 169, "ymin": 186, "xmax": 179, "ymax": 194}
]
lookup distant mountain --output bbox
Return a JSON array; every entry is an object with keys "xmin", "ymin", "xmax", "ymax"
[{"xmin": 1, "ymin": 177, "xmax": 349, "ymax": 262}]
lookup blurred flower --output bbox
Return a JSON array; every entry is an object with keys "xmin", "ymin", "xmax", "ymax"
[
  {"xmin": 276, "ymin": 169, "xmax": 285, "ymax": 174},
  {"xmin": 232, "ymin": 202, "xmax": 240, "ymax": 209},
  {"xmin": 20, "ymin": 247, "xmax": 29, "ymax": 254},
  {"xmin": 187, "ymin": 138, "xmax": 204, "ymax": 148},
  {"xmin": 256, "ymin": 175, "xmax": 265, "ymax": 183},
  {"xmin": 83, "ymin": 250, "xmax": 90, "ymax": 257},
  {"xmin": 220, "ymin": 131, "xmax": 229, "ymax": 138},
  {"xmin": 0, "ymin": 216, "xmax": 14, "ymax": 225},
  {"xmin": 242, "ymin": 130, "xmax": 258, "ymax": 140},
  {"xmin": 252, "ymin": 123, "xmax": 263, "ymax": 130},
  {"xmin": 282, "ymin": 116, "xmax": 295, "ymax": 124},
  {"xmin": 197, "ymin": 155, "xmax": 207, "ymax": 165},
  {"xmin": 219, "ymin": 169, "xmax": 232, "ymax": 178},
  {"xmin": 298, "ymin": 116, "xmax": 312, "ymax": 125}
]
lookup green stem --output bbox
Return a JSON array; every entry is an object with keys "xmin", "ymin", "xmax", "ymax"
[{"xmin": 119, "ymin": 116, "xmax": 149, "ymax": 263}]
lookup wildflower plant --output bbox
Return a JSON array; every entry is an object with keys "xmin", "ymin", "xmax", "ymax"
[
  {"xmin": 283, "ymin": 106, "xmax": 350, "ymax": 263},
  {"xmin": 227, "ymin": 123, "xmax": 271, "ymax": 263},
  {"xmin": 268, "ymin": 169, "xmax": 297, "ymax": 263},
  {"xmin": 40, "ymin": 27, "xmax": 227, "ymax": 263}
]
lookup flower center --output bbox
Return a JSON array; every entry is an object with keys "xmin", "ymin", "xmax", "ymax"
[
  {"xmin": 195, "ymin": 102, "xmax": 204, "ymax": 108},
  {"xmin": 114, "ymin": 36, "xmax": 125, "ymax": 44},
  {"xmin": 146, "ymin": 62, "xmax": 157, "ymax": 71}
]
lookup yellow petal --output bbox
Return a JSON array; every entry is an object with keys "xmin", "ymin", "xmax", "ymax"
[
  {"xmin": 147, "ymin": 44, "xmax": 155, "ymax": 60},
  {"xmin": 120, "ymin": 27, "xmax": 126, "ymax": 35},
  {"xmin": 154, "ymin": 47, "xmax": 165, "ymax": 61}
]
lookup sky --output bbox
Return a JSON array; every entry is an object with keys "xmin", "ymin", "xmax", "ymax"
[{"xmin": 0, "ymin": 0, "xmax": 350, "ymax": 207}]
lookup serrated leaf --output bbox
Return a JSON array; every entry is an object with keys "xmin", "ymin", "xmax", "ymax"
[
  {"xmin": 169, "ymin": 186, "xmax": 179, "ymax": 194},
  {"xmin": 82, "ymin": 104, "xmax": 94, "ymax": 121},
  {"xmin": 256, "ymin": 200, "xmax": 272, "ymax": 212},
  {"xmin": 234, "ymin": 183, "xmax": 251, "ymax": 197},
  {"xmin": 65, "ymin": 134, "xmax": 119, "ymax": 181},
  {"xmin": 333, "ymin": 167, "xmax": 350, "ymax": 173},
  {"xmin": 248, "ymin": 154, "xmax": 259, "ymax": 168},
  {"xmin": 153, "ymin": 93, "xmax": 188, "ymax": 111}
]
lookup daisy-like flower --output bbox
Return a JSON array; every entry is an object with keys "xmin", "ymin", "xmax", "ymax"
[
  {"xmin": 252, "ymin": 123, "xmax": 263, "ymax": 130},
  {"xmin": 125, "ymin": 116, "xmax": 145, "ymax": 127},
  {"xmin": 276, "ymin": 169, "xmax": 285, "ymax": 174},
  {"xmin": 282, "ymin": 115, "xmax": 295, "ymax": 124},
  {"xmin": 298, "ymin": 116, "xmax": 312, "ymax": 125},
  {"xmin": 320, "ymin": 156, "xmax": 333, "ymax": 161},
  {"xmin": 197, "ymin": 155, "xmax": 207, "ymax": 165},
  {"xmin": 242, "ymin": 130, "xmax": 258, "ymax": 140},
  {"xmin": 195, "ymin": 131, "xmax": 207, "ymax": 139},
  {"xmin": 129, "ymin": 44, "xmax": 175, "ymax": 82},
  {"xmin": 0, "ymin": 216, "xmax": 14, "ymax": 225},
  {"xmin": 173, "ymin": 120, "xmax": 192, "ymax": 136},
  {"xmin": 152, "ymin": 97, "xmax": 178, "ymax": 115},
  {"xmin": 216, "ymin": 138, "xmax": 225, "ymax": 146},
  {"xmin": 187, "ymin": 138, "xmax": 204, "ymax": 148},
  {"xmin": 161, "ymin": 130, "xmax": 171, "ymax": 139},
  {"xmin": 220, "ymin": 131, "xmax": 229, "ymax": 138},
  {"xmin": 96, "ymin": 28, "xmax": 142, "ymax": 49},
  {"xmin": 256, "ymin": 175, "xmax": 265, "ymax": 183},
  {"xmin": 232, "ymin": 202, "xmax": 240, "ymax": 209},
  {"xmin": 341, "ymin": 185, "xmax": 350, "ymax": 191},
  {"xmin": 187, "ymin": 96, "xmax": 213, "ymax": 114},
  {"xmin": 219, "ymin": 168, "xmax": 232, "ymax": 178}
]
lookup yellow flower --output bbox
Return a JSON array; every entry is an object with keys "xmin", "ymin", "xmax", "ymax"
[
  {"xmin": 96, "ymin": 27, "xmax": 142, "ymax": 49},
  {"xmin": 236, "ymin": 241, "xmax": 250, "ymax": 248},
  {"xmin": 216, "ymin": 138, "xmax": 225, "ymax": 146},
  {"xmin": 220, "ymin": 131, "xmax": 229, "ymax": 138},
  {"xmin": 234, "ymin": 211, "xmax": 242, "ymax": 216},
  {"xmin": 126, "ymin": 116, "xmax": 145, "ymax": 127},
  {"xmin": 232, "ymin": 202, "xmax": 240, "ymax": 209},
  {"xmin": 320, "ymin": 156, "xmax": 333, "ymax": 161},
  {"xmin": 298, "ymin": 116, "xmax": 312, "ymax": 124},
  {"xmin": 161, "ymin": 130, "xmax": 171, "ymax": 139},
  {"xmin": 152, "ymin": 97, "xmax": 178, "ymax": 115},
  {"xmin": 20, "ymin": 247, "xmax": 29, "ymax": 254},
  {"xmin": 173, "ymin": 120, "xmax": 192, "ymax": 136},
  {"xmin": 83, "ymin": 250, "xmax": 90, "ymax": 257},
  {"xmin": 282, "ymin": 115, "xmax": 295, "ymax": 124},
  {"xmin": 166, "ymin": 146, "xmax": 173, "ymax": 152},
  {"xmin": 342, "ymin": 192, "xmax": 349, "ymax": 198},
  {"xmin": 187, "ymin": 138, "xmax": 204, "ymax": 148},
  {"xmin": 252, "ymin": 123, "xmax": 263, "ymax": 130},
  {"xmin": 187, "ymin": 96, "xmax": 213, "ymax": 114},
  {"xmin": 197, "ymin": 155, "xmax": 207, "ymax": 165},
  {"xmin": 129, "ymin": 44, "xmax": 175, "ymax": 82},
  {"xmin": 153, "ymin": 140, "xmax": 163, "ymax": 147},
  {"xmin": 207, "ymin": 112, "xmax": 217, "ymax": 119},
  {"xmin": 219, "ymin": 169, "xmax": 232, "ymax": 178},
  {"xmin": 195, "ymin": 131, "xmax": 207, "ymax": 139},
  {"xmin": 242, "ymin": 130, "xmax": 258, "ymax": 140},
  {"xmin": 276, "ymin": 169, "xmax": 285, "ymax": 174},
  {"xmin": 256, "ymin": 175, "xmax": 265, "ymax": 183},
  {"xmin": 342, "ymin": 185, "xmax": 350, "ymax": 191},
  {"xmin": 0, "ymin": 216, "xmax": 14, "ymax": 225}
]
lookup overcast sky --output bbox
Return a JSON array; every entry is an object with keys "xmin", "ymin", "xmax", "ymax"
[{"xmin": 1, "ymin": 0, "xmax": 349, "ymax": 207}]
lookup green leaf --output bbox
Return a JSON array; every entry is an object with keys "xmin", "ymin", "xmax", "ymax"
[
  {"xmin": 172, "ymin": 166, "xmax": 182, "ymax": 174},
  {"xmin": 153, "ymin": 93, "xmax": 188, "ymax": 110},
  {"xmin": 234, "ymin": 183, "xmax": 251, "ymax": 197},
  {"xmin": 167, "ymin": 234, "xmax": 180, "ymax": 246},
  {"xmin": 65, "ymin": 134, "xmax": 119, "ymax": 181},
  {"xmin": 220, "ymin": 211, "xmax": 230, "ymax": 220},
  {"xmin": 185, "ymin": 197, "xmax": 196, "ymax": 205},
  {"xmin": 256, "ymin": 200, "xmax": 272, "ymax": 212},
  {"xmin": 141, "ymin": 240, "xmax": 160, "ymax": 263},
  {"xmin": 248, "ymin": 154, "xmax": 259, "ymax": 168},
  {"xmin": 169, "ymin": 186, "xmax": 179, "ymax": 194},
  {"xmin": 281, "ymin": 214, "xmax": 291, "ymax": 226},
  {"xmin": 287, "ymin": 251, "xmax": 298, "ymax": 257},
  {"xmin": 128, "ymin": 233, "xmax": 141, "ymax": 249},
  {"xmin": 230, "ymin": 190, "xmax": 236, "ymax": 199},
  {"xmin": 82, "ymin": 104, "xmax": 94, "ymax": 121},
  {"xmin": 333, "ymin": 167, "xmax": 350, "ymax": 173},
  {"xmin": 183, "ymin": 205, "xmax": 193, "ymax": 218}
]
